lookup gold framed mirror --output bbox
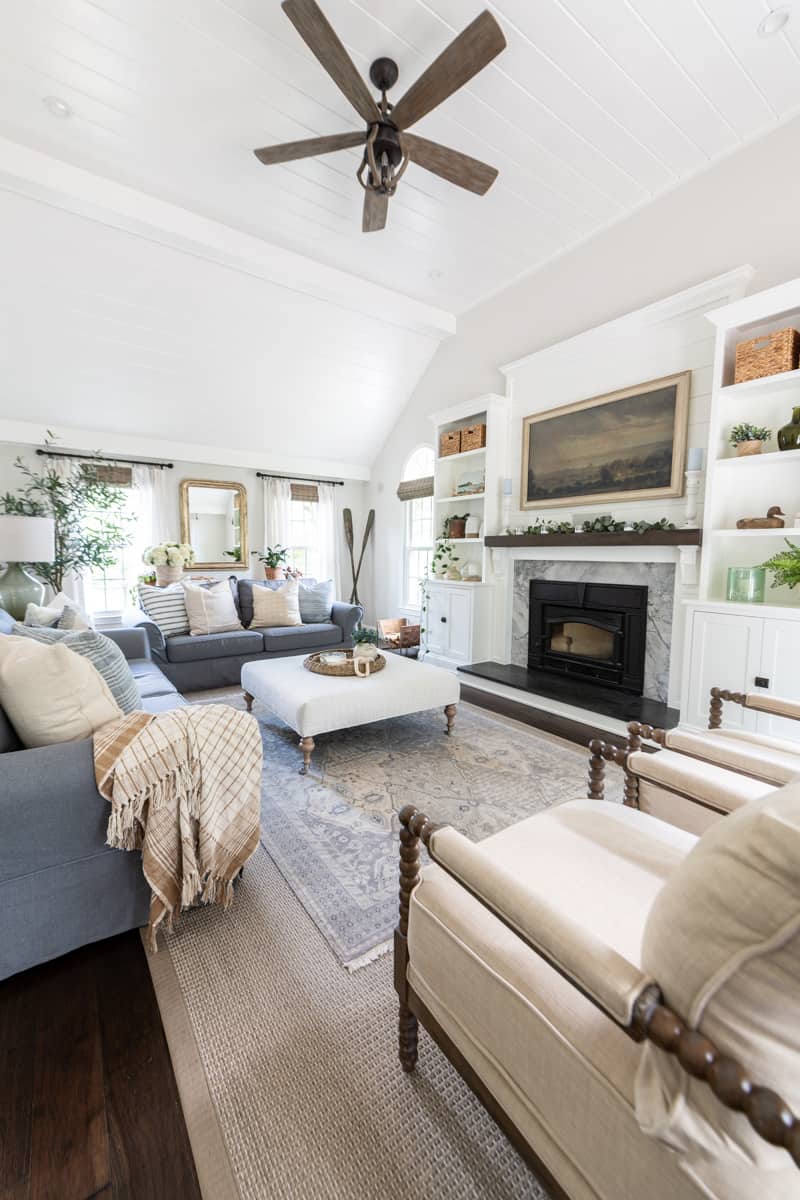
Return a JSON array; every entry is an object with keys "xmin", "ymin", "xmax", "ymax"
[{"xmin": 179, "ymin": 479, "xmax": 248, "ymax": 570}]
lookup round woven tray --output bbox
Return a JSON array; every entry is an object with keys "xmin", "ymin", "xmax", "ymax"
[{"xmin": 303, "ymin": 650, "xmax": 386, "ymax": 677}]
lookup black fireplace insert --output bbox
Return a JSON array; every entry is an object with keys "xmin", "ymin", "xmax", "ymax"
[{"xmin": 528, "ymin": 579, "xmax": 648, "ymax": 694}]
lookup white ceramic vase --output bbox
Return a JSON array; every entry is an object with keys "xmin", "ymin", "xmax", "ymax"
[
  {"xmin": 155, "ymin": 564, "xmax": 184, "ymax": 586},
  {"xmin": 353, "ymin": 642, "xmax": 378, "ymax": 662}
]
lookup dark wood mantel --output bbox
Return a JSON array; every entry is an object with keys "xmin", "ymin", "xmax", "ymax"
[{"xmin": 484, "ymin": 529, "xmax": 702, "ymax": 548}]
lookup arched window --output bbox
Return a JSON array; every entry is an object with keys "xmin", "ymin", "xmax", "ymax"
[{"xmin": 401, "ymin": 445, "xmax": 435, "ymax": 609}]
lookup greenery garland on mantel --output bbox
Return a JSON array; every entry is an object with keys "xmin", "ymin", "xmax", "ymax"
[{"xmin": 504, "ymin": 516, "xmax": 678, "ymax": 536}]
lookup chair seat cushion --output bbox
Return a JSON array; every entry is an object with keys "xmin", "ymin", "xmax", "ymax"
[
  {"xmin": 142, "ymin": 693, "xmax": 190, "ymax": 713},
  {"xmin": 260, "ymin": 623, "xmax": 342, "ymax": 653},
  {"xmin": 665, "ymin": 728, "xmax": 800, "ymax": 785},
  {"xmin": 165, "ymin": 630, "xmax": 264, "ymax": 663},
  {"xmin": 129, "ymin": 660, "xmax": 178, "ymax": 698}
]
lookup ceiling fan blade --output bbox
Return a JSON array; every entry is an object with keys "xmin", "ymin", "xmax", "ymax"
[
  {"xmin": 282, "ymin": 0, "xmax": 380, "ymax": 125},
  {"xmin": 362, "ymin": 188, "xmax": 389, "ymax": 233},
  {"xmin": 254, "ymin": 130, "xmax": 366, "ymax": 165},
  {"xmin": 403, "ymin": 133, "xmax": 498, "ymax": 195},
  {"xmin": 390, "ymin": 11, "xmax": 505, "ymax": 131}
]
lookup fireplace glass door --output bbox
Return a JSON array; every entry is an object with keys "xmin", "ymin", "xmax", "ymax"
[{"xmin": 547, "ymin": 620, "xmax": 618, "ymax": 663}]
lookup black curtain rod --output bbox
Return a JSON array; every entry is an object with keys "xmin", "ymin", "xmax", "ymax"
[
  {"xmin": 36, "ymin": 449, "xmax": 173, "ymax": 470},
  {"xmin": 257, "ymin": 471, "xmax": 344, "ymax": 486}
]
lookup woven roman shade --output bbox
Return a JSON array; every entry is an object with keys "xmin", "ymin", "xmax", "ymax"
[
  {"xmin": 397, "ymin": 476, "xmax": 434, "ymax": 502},
  {"xmin": 291, "ymin": 483, "xmax": 319, "ymax": 503},
  {"xmin": 80, "ymin": 463, "xmax": 133, "ymax": 486}
]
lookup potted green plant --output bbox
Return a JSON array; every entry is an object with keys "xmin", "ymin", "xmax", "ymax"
[
  {"xmin": 760, "ymin": 539, "xmax": 800, "ymax": 591},
  {"xmin": 254, "ymin": 545, "xmax": 290, "ymax": 580},
  {"xmin": 730, "ymin": 423, "xmax": 772, "ymax": 457},
  {"xmin": 351, "ymin": 623, "xmax": 379, "ymax": 665},
  {"xmin": 431, "ymin": 535, "xmax": 461, "ymax": 580},
  {"xmin": 143, "ymin": 542, "xmax": 196, "ymax": 586},
  {"xmin": 443, "ymin": 513, "xmax": 470, "ymax": 540}
]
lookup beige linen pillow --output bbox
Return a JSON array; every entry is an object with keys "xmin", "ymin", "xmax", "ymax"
[
  {"xmin": 24, "ymin": 591, "xmax": 91, "ymax": 631},
  {"xmin": 0, "ymin": 634, "xmax": 122, "ymax": 747},
  {"xmin": 250, "ymin": 579, "xmax": 302, "ymax": 629},
  {"xmin": 182, "ymin": 580, "xmax": 243, "ymax": 637},
  {"xmin": 635, "ymin": 781, "xmax": 800, "ymax": 1168}
]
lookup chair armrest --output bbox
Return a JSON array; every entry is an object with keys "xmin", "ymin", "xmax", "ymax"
[
  {"xmin": 121, "ymin": 607, "xmax": 165, "ymax": 656},
  {"xmin": 423, "ymin": 819, "xmax": 650, "ymax": 1026},
  {"xmin": 710, "ymin": 686, "xmax": 800, "ymax": 728},
  {"xmin": 103, "ymin": 626, "xmax": 151, "ymax": 662},
  {"xmin": 330, "ymin": 601, "xmax": 363, "ymax": 642}
]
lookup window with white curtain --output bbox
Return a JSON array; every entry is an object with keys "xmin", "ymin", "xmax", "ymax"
[
  {"xmin": 402, "ymin": 446, "xmax": 435, "ymax": 609},
  {"xmin": 289, "ymin": 496, "xmax": 322, "ymax": 578},
  {"xmin": 84, "ymin": 486, "xmax": 142, "ymax": 618}
]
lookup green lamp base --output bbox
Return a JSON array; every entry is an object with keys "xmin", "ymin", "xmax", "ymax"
[{"xmin": 0, "ymin": 561, "xmax": 45, "ymax": 621}]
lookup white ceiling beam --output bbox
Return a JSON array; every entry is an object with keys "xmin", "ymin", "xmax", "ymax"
[{"xmin": 0, "ymin": 137, "xmax": 455, "ymax": 342}]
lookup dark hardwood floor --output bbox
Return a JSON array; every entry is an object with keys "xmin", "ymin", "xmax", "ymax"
[{"xmin": 0, "ymin": 931, "xmax": 201, "ymax": 1200}]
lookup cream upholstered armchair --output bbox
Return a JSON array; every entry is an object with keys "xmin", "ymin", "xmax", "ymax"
[
  {"xmin": 588, "ymin": 689, "xmax": 800, "ymax": 834},
  {"xmin": 395, "ymin": 785, "xmax": 800, "ymax": 1200}
]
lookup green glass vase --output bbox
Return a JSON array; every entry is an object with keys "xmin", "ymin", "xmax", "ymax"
[
  {"xmin": 778, "ymin": 406, "xmax": 800, "ymax": 451},
  {"xmin": 0, "ymin": 561, "xmax": 45, "ymax": 620}
]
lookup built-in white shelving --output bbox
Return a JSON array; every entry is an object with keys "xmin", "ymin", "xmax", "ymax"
[
  {"xmin": 715, "ymin": 448, "xmax": 800, "ymax": 469},
  {"xmin": 435, "ymin": 493, "xmax": 485, "ymax": 505},
  {"xmin": 436, "ymin": 446, "xmax": 487, "ymax": 464}
]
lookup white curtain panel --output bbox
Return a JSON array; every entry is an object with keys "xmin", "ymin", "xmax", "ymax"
[
  {"xmin": 48, "ymin": 456, "xmax": 86, "ymax": 609},
  {"xmin": 263, "ymin": 475, "xmax": 292, "ymax": 553},
  {"xmin": 132, "ymin": 464, "xmax": 173, "ymax": 553},
  {"xmin": 317, "ymin": 482, "xmax": 342, "ymax": 599}
]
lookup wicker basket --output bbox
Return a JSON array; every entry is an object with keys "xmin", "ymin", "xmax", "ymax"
[
  {"xmin": 734, "ymin": 328, "xmax": 800, "ymax": 384},
  {"xmin": 439, "ymin": 430, "xmax": 461, "ymax": 458},
  {"xmin": 460, "ymin": 422, "xmax": 486, "ymax": 452},
  {"xmin": 303, "ymin": 650, "xmax": 386, "ymax": 677}
]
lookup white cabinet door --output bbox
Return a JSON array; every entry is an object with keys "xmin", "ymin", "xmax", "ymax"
[
  {"xmin": 446, "ymin": 589, "xmax": 472, "ymax": 662},
  {"xmin": 425, "ymin": 588, "xmax": 448, "ymax": 656},
  {"xmin": 684, "ymin": 610, "xmax": 762, "ymax": 730},
  {"xmin": 757, "ymin": 619, "xmax": 800, "ymax": 741}
]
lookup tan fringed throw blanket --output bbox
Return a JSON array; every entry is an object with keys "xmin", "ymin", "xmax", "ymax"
[{"xmin": 94, "ymin": 704, "xmax": 262, "ymax": 948}]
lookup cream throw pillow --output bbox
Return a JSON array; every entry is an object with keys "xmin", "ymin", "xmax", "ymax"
[
  {"xmin": 250, "ymin": 579, "xmax": 302, "ymax": 629},
  {"xmin": 635, "ymin": 781, "xmax": 800, "ymax": 1168},
  {"xmin": 0, "ymin": 635, "xmax": 122, "ymax": 747},
  {"xmin": 182, "ymin": 580, "xmax": 243, "ymax": 637},
  {"xmin": 24, "ymin": 591, "xmax": 91, "ymax": 631}
]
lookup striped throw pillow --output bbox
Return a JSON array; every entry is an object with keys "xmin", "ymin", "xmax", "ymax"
[
  {"xmin": 13, "ymin": 625, "xmax": 141, "ymax": 715},
  {"xmin": 137, "ymin": 582, "xmax": 190, "ymax": 637},
  {"xmin": 298, "ymin": 579, "xmax": 334, "ymax": 623}
]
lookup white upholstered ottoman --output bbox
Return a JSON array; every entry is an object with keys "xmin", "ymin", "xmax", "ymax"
[{"xmin": 241, "ymin": 653, "xmax": 460, "ymax": 773}]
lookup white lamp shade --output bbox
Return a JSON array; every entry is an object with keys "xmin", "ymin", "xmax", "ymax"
[{"xmin": 0, "ymin": 515, "xmax": 56, "ymax": 562}]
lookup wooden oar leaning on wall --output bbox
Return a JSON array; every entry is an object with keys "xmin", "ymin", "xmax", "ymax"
[{"xmin": 343, "ymin": 508, "xmax": 374, "ymax": 607}]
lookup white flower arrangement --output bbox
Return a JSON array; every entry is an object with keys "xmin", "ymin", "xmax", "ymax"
[{"xmin": 143, "ymin": 542, "xmax": 196, "ymax": 568}]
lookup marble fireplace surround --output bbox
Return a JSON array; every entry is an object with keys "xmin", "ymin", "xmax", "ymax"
[{"xmin": 511, "ymin": 560, "xmax": 676, "ymax": 704}]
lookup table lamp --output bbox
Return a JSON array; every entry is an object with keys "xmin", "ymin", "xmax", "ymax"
[{"xmin": 0, "ymin": 515, "xmax": 56, "ymax": 620}]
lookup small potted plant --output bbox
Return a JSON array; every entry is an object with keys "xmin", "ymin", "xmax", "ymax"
[
  {"xmin": 431, "ymin": 536, "xmax": 461, "ymax": 580},
  {"xmin": 254, "ymin": 545, "xmax": 290, "ymax": 580},
  {"xmin": 351, "ymin": 623, "xmax": 379, "ymax": 663},
  {"xmin": 143, "ymin": 542, "xmax": 196, "ymax": 586},
  {"xmin": 760, "ymin": 539, "xmax": 800, "ymax": 592},
  {"xmin": 730, "ymin": 423, "xmax": 772, "ymax": 457},
  {"xmin": 443, "ymin": 513, "xmax": 470, "ymax": 540}
]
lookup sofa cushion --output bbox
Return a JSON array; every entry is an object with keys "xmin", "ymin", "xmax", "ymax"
[
  {"xmin": 237, "ymin": 578, "xmax": 284, "ymax": 627},
  {"xmin": 182, "ymin": 579, "xmax": 243, "ymax": 636},
  {"xmin": 250, "ymin": 579, "xmax": 302, "ymax": 629},
  {"xmin": 24, "ymin": 591, "xmax": 91, "ymax": 630},
  {"xmin": 142, "ymin": 692, "xmax": 190, "ymax": 713},
  {"xmin": 131, "ymin": 662, "xmax": 178, "ymax": 698},
  {"xmin": 165, "ymin": 629, "xmax": 264, "ymax": 663},
  {"xmin": 137, "ymin": 581, "xmax": 190, "ymax": 637},
  {"xmin": 260, "ymin": 622, "xmax": 343, "ymax": 653},
  {"xmin": 637, "ymin": 782, "xmax": 800, "ymax": 1168},
  {"xmin": 13, "ymin": 624, "xmax": 141, "ymax": 715},
  {"xmin": 298, "ymin": 578, "xmax": 334, "ymax": 623},
  {"xmin": 0, "ymin": 636, "xmax": 122, "ymax": 748},
  {"xmin": 0, "ymin": 609, "xmax": 16, "ymax": 635}
]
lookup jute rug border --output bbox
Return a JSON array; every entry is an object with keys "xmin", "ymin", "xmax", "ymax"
[{"xmin": 141, "ymin": 930, "xmax": 240, "ymax": 1200}]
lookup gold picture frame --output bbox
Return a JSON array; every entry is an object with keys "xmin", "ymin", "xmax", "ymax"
[
  {"xmin": 179, "ymin": 479, "xmax": 248, "ymax": 570},
  {"xmin": 520, "ymin": 371, "xmax": 690, "ymax": 511}
]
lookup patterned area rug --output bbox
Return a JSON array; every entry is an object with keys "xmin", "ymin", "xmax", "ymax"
[{"xmin": 208, "ymin": 692, "xmax": 613, "ymax": 968}]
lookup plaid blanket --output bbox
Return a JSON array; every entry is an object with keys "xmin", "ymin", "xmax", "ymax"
[{"xmin": 94, "ymin": 704, "xmax": 262, "ymax": 948}]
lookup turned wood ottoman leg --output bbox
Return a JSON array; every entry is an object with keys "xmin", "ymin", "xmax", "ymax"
[
  {"xmin": 444, "ymin": 703, "xmax": 457, "ymax": 735},
  {"xmin": 243, "ymin": 690, "xmax": 254, "ymax": 713},
  {"xmin": 299, "ymin": 736, "xmax": 315, "ymax": 775}
]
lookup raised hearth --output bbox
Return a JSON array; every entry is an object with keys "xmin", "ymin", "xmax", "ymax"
[{"xmin": 458, "ymin": 662, "xmax": 679, "ymax": 730}]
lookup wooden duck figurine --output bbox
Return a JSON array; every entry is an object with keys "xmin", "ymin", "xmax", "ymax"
[{"xmin": 736, "ymin": 506, "xmax": 786, "ymax": 530}]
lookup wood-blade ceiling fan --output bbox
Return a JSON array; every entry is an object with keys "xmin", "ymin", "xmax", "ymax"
[{"xmin": 253, "ymin": 0, "xmax": 506, "ymax": 232}]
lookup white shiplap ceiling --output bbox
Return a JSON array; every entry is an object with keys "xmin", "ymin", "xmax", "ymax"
[{"xmin": 0, "ymin": 0, "xmax": 799, "ymax": 313}]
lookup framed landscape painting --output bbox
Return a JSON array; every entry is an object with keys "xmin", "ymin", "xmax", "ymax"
[{"xmin": 520, "ymin": 371, "xmax": 690, "ymax": 510}]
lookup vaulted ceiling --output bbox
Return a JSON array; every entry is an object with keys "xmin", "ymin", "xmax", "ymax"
[{"xmin": 1, "ymin": 0, "xmax": 799, "ymax": 313}]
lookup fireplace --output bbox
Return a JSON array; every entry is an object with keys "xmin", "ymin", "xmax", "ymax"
[{"xmin": 528, "ymin": 579, "xmax": 648, "ymax": 694}]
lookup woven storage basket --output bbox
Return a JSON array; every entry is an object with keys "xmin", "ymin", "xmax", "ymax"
[
  {"xmin": 439, "ymin": 430, "xmax": 461, "ymax": 458},
  {"xmin": 734, "ymin": 328, "xmax": 800, "ymax": 384},
  {"xmin": 460, "ymin": 422, "xmax": 486, "ymax": 452},
  {"xmin": 303, "ymin": 650, "xmax": 386, "ymax": 677}
]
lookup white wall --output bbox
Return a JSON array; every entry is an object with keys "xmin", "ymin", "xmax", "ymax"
[
  {"xmin": 0, "ymin": 441, "xmax": 371, "ymax": 615},
  {"xmin": 368, "ymin": 115, "xmax": 800, "ymax": 621}
]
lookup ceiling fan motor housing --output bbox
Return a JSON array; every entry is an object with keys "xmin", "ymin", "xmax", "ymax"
[{"xmin": 369, "ymin": 56, "xmax": 399, "ymax": 93}]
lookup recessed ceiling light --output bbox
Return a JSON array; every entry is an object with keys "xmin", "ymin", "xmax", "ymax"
[
  {"xmin": 757, "ymin": 7, "xmax": 790, "ymax": 36},
  {"xmin": 427, "ymin": 268, "xmax": 443, "ymax": 279},
  {"xmin": 42, "ymin": 95, "xmax": 72, "ymax": 118}
]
